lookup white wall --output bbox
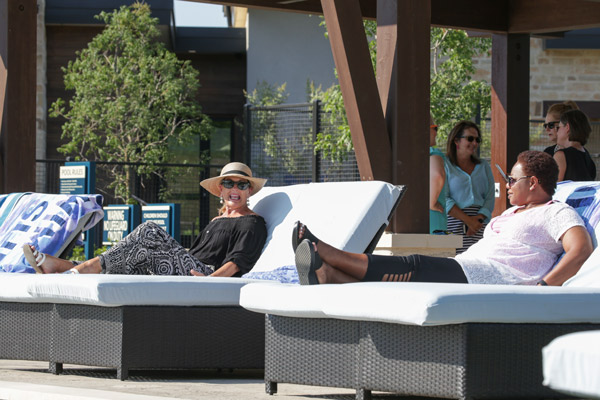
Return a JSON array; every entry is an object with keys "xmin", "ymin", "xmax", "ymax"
[{"xmin": 246, "ymin": 9, "xmax": 337, "ymax": 104}]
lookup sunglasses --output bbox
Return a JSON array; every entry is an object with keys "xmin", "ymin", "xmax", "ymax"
[
  {"xmin": 220, "ymin": 179, "xmax": 250, "ymax": 190},
  {"xmin": 430, "ymin": 125, "xmax": 438, "ymax": 132},
  {"xmin": 495, "ymin": 164, "xmax": 533, "ymax": 187},
  {"xmin": 459, "ymin": 135, "xmax": 481, "ymax": 143},
  {"xmin": 543, "ymin": 121, "xmax": 560, "ymax": 130}
]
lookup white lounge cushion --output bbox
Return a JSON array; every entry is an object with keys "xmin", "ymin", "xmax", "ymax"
[
  {"xmin": 249, "ymin": 181, "xmax": 402, "ymax": 272},
  {"xmin": 240, "ymin": 281, "xmax": 600, "ymax": 326},
  {"xmin": 0, "ymin": 274, "xmax": 267, "ymax": 307},
  {"xmin": 543, "ymin": 330, "xmax": 600, "ymax": 399}
]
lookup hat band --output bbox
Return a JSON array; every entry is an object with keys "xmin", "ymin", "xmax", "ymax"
[{"xmin": 222, "ymin": 170, "xmax": 250, "ymax": 177}]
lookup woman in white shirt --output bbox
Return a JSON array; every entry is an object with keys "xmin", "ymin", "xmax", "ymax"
[{"xmin": 294, "ymin": 151, "xmax": 592, "ymax": 287}]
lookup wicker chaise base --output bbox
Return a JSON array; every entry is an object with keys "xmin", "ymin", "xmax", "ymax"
[
  {"xmin": 264, "ymin": 314, "xmax": 600, "ymax": 400},
  {"xmin": 1, "ymin": 302, "xmax": 265, "ymax": 380},
  {"xmin": 0, "ymin": 302, "xmax": 52, "ymax": 362}
]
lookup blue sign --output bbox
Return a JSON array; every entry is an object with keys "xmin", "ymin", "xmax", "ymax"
[
  {"xmin": 142, "ymin": 203, "xmax": 180, "ymax": 243},
  {"xmin": 102, "ymin": 205, "xmax": 140, "ymax": 246},
  {"xmin": 59, "ymin": 165, "xmax": 87, "ymax": 195}
]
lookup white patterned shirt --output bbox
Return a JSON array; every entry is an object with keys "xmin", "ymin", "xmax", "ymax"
[{"xmin": 454, "ymin": 201, "xmax": 584, "ymax": 285}]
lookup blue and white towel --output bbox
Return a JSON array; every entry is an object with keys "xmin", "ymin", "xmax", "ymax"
[
  {"xmin": 243, "ymin": 265, "xmax": 299, "ymax": 284},
  {"xmin": 0, "ymin": 193, "xmax": 104, "ymax": 273}
]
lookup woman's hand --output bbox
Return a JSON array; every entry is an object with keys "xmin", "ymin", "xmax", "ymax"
[
  {"xmin": 465, "ymin": 214, "xmax": 484, "ymax": 236},
  {"xmin": 430, "ymin": 201, "xmax": 444, "ymax": 214}
]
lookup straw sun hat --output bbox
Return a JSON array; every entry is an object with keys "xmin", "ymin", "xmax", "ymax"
[{"xmin": 200, "ymin": 162, "xmax": 267, "ymax": 197}]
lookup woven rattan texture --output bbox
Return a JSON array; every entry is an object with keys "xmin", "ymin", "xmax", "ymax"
[
  {"xmin": 0, "ymin": 302, "xmax": 52, "ymax": 361},
  {"xmin": 265, "ymin": 315, "xmax": 360, "ymax": 389},
  {"xmin": 465, "ymin": 323, "xmax": 600, "ymax": 399},
  {"xmin": 50, "ymin": 304, "xmax": 123, "ymax": 368},
  {"xmin": 46, "ymin": 304, "xmax": 264, "ymax": 379},
  {"xmin": 121, "ymin": 306, "xmax": 265, "ymax": 369},
  {"xmin": 360, "ymin": 322, "xmax": 467, "ymax": 399},
  {"xmin": 264, "ymin": 315, "xmax": 600, "ymax": 400}
]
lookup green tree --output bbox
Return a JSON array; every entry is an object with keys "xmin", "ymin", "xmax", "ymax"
[
  {"xmin": 50, "ymin": 3, "xmax": 211, "ymax": 202},
  {"xmin": 309, "ymin": 23, "xmax": 491, "ymax": 160}
]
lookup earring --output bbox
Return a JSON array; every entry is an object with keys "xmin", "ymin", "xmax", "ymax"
[
  {"xmin": 246, "ymin": 198, "xmax": 250, "ymax": 206},
  {"xmin": 220, "ymin": 197, "xmax": 224, "ymax": 204}
]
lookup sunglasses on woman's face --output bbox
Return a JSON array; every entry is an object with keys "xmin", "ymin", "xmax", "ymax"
[
  {"xmin": 459, "ymin": 135, "xmax": 481, "ymax": 143},
  {"xmin": 220, "ymin": 179, "xmax": 250, "ymax": 190},
  {"xmin": 543, "ymin": 121, "xmax": 560, "ymax": 130}
]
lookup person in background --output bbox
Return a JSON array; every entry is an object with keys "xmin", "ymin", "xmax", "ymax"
[
  {"xmin": 554, "ymin": 109, "xmax": 596, "ymax": 182},
  {"xmin": 445, "ymin": 120, "xmax": 495, "ymax": 253},
  {"xmin": 543, "ymin": 101, "xmax": 579, "ymax": 157},
  {"xmin": 429, "ymin": 115, "xmax": 448, "ymax": 233}
]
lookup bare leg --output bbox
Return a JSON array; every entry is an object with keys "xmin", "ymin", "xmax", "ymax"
[{"xmin": 24, "ymin": 245, "xmax": 102, "ymax": 274}]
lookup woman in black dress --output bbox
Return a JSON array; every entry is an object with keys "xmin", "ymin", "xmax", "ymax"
[
  {"xmin": 23, "ymin": 162, "xmax": 268, "ymax": 277},
  {"xmin": 554, "ymin": 109, "xmax": 596, "ymax": 182}
]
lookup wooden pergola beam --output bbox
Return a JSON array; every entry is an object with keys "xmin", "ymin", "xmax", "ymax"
[
  {"xmin": 0, "ymin": 0, "xmax": 36, "ymax": 193},
  {"xmin": 490, "ymin": 33, "xmax": 530, "ymax": 215},
  {"xmin": 509, "ymin": 0, "xmax": 600, "ymax": 33},
  {"xmin": 320, "ymin": 0, "xmax": 391, "ymax": 182}
]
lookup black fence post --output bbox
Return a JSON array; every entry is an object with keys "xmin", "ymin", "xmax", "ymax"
[
  {"xmin": 244, "ymin": 103, "xmax": 252, "ymax": 166},
  {"xmin": 312, "ymin": 99, "xmax": 321, "ymax": 182}
]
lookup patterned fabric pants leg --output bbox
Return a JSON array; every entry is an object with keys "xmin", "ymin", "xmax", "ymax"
[{"xmin": 99, "ymin": 221, "xmax": 214, "ymax": 276}]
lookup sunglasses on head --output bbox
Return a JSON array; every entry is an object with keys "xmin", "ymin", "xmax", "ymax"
[
  {"xmin": 459, "ymin": 135, "xmax": 481, "ymax": 143},
  {"xmin": 543, "ymin": 121, "xmax": 560, "ymax": 130},
  {"xmin": 220, "ymin": 179, "xmax": 250, "ymax": 190}
]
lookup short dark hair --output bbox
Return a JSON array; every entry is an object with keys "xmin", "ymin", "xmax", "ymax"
[
  {"xmin": 517, "ymin": 150, "xmax": 558, "ymax": 196},
  {"xmin": 560, "ymin": 109, "xmax": 592, "ymax": 146},
  {"xmin": 445, "ymin": 120, "xmax": 482, "ymax": 166}
]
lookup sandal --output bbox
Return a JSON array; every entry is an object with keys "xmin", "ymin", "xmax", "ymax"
[
  {"xmin": 295, "ymin": 239, "xmax": 322, "ymax": 285},
  {"xmin": 22, "ymin": 244, "xmax": 46, "ymax": 274},
  {"xmin": 291, "ymin": 221, "xmax": 320, "ymax": 252}
]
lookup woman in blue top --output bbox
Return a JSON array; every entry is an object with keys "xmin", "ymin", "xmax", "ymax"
[
  {"xmin": 445, "ymin": 120, "xmax": 495, "ymax": 253},
  {"xmin": 429, "ymin": 116, "xmax": 448, "ymax": 233}
]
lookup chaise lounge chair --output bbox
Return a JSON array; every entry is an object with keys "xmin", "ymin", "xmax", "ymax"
[
  {"xmin": 239, "ymin": 180, "xmax": 600, "ymax": 400},
  {"xmin": 0, "ymin": 181, "xmax": 405, "ymax": 379},
  {"xmin": 543, "ymin": 329, "xmax": 600, "ymax": 399}
]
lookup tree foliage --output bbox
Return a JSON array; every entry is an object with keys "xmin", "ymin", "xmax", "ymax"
[
  {"xmin": 309, "ymin": 22, "xmax": 492, "ymax": 160},
  {"xmin": 50, "ymin": 3, "xmax": 211, "ymax": 202}
]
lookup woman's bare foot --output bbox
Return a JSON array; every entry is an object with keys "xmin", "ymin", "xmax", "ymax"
[{"xmin": 23, "ymin": 244, "xmax": 74, "ymax": 274}]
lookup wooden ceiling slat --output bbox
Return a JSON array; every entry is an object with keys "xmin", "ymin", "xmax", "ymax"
[{"xmin": 509, "ymin": 0, "xmax": 600, "ymax": 33}]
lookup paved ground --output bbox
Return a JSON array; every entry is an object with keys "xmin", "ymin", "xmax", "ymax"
[
  {"xmin": 0, "ymin": 360, "xmax": 580, "ymax": 400},
  {"xmin": 0, "ymin": 360, "xmax": 407, "ymax": 400}
]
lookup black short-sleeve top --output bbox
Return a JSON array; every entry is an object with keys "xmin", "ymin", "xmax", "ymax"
[{"xmin": 188, "ymin": 214, "xmax": 267, "ymax": 276}]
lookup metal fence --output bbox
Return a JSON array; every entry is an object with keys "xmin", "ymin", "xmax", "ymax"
[
  {"xmin": 245, "ymin": 101, "xmax": 360, "ymax": 185},
  {"xmin": 36, "ymin": 160, "xmax": 225, "ymax": 249}
]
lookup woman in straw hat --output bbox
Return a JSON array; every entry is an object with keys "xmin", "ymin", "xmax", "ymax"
[{"xmin": 23, "ymin": 162, "xmax": 268, "ymax": 277}]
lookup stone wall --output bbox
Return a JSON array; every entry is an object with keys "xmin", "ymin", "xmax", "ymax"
[{"xmin": 472, "ymin": 37, "xmax": 600, "ymax": 120}]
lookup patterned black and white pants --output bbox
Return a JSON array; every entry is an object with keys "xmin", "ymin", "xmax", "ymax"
[
  {"xmin": 446, "ymin": 205, "xmax": 487, "ymax": 254},
  {"xmin": 98, "ymin": 221, "xmax": 214, "ymax": 276}
]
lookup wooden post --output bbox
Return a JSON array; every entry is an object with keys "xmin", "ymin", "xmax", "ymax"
[
  {"xmin": 377, "ymin": 0, "xmax": 430, "ymax": 233},
  {"xmin": 320, "ymin": 0, "xmax": 391, "ymax": 182},
  {"xmin": 491, "ymin": 33, "xmax": 530, "ymax": 215},
  {"xmin": 0, "ymin": 0, "xmax": 37, "ymax": 193}
]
